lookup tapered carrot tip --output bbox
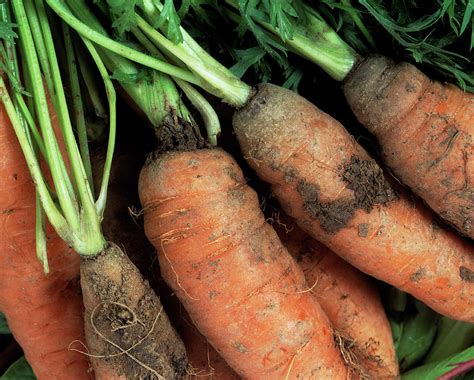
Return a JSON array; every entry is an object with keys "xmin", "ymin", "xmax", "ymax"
[
  {"xmin": 233, "ymin": 83, "xmax": 474, "ymax": 323},
  {"xmin": 344, "ymin": 55, "xmax": 473, "ymax": 238},
  {"xmin": 80, "ymin": 244, "xmax": 187, "ymax": 380},
  {"xmin": 275, "ymin": 217, "xmax": 399, "ymax": 379}
]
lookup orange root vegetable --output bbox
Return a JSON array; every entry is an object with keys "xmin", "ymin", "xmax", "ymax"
[
  {"xmin": 174, "ymin": 308, "xmax": 239, "ymax": 380},
  {"xmin": 344, "ymin": 56, "xmax": 473, "ymax": 239},
  {"xmin": 233, "ymin": 83, "xmax": 474, "ymax": 323},
  {"xmin": 274, "ymin": 214, "xmax": 399, "ymax": 379},
  {"xmin": 139, "ymin": 148, "xmax": 349, "ymax": 379},
  {"xmin": 80, "ymin": 245, "xmax": 187, "ymax": 379},
  {"xmin": 0, "ymin": 103, "xmax": 90, "ymax": 379},
  {"xmin": 85, "ymin": 146, "xmax": 188, "ymax": 379}
]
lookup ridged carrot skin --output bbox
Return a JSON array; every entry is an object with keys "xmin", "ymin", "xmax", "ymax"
[
  {"xmin": 344, "ymin": 56, "xmax": 473, "ymax": 239},
  {"xmin": 275, "ymin": 216, "xmax": 399, "ymax": 379},
  {"xmin": 233, "ymin": 83, "xmax": 474, "ymax": 323},
  {"xmin": 0, "ymin": 103, "xmax": 90, "ymax": 379},
  {"xmin": 139, "ymin": 148, "xmax": 349, "ymax": 379}
]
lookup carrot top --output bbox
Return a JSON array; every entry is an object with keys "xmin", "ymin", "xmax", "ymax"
[
  {"xmin": 0, "ymin": 0, "xmax": 115, "ymax": 258},
  {"xmin": 161, "ymin": 1, "xmax": 473, "ymax": 92}
]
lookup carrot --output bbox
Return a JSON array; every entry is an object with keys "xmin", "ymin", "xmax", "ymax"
[
  {"xmin": 344, "ymin": 55, "xmax": 473, "ymax": 238},
  {"xmin": 273, "ymin": 213, "xmax": 399, "ymax": 379},
  {"xmin": 170, "ymin": 306, "xmax": 239, "ymax": 380},
  {"xmin": 182, "ymin": 329, "xmax": 239, "ymax": 380},
  {"xmin": 94, "ymin": 144, "xmax": 238, "ymax": 380},
  {"xmin": 0, "ymin": 100, "xmax": 90, "ymax": 379},
  {"xmin": 233, "ymin": 83, "xmax": 474, "ymax": 323},
  {"xmin": 216, "ymin": 4, "xmax": 473, "ymax": 238},
  {"xmin": 1, "ymin": 2, "xmax": 189, "ymax": 378},
  {"xmin": 139, "ymin": 148, "xmax": 349, "ymax": 379}
]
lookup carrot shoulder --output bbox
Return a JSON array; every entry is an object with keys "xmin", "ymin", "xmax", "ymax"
[
  {"xmin": 0, "ymin": 103, "xmax": 90, "ymax": 379},
  {"xmin": 233, "ymin": 83, "xmax": 474, "ymax": 323},
  {"xmin": 344, "ymin": 56, "xmax": 473, "ymax": 239},
  {"xmin": 275, "ymin": 215, "xmax": 399, "ymax": 379},
  {"xmin": 139, "ymin": 148, "xmax": 348, "ymax": 379}
]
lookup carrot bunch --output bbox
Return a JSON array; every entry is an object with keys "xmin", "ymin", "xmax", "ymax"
[{"xmin": 1, "ymin": 0, "xmax": 473, "ymax": 379}]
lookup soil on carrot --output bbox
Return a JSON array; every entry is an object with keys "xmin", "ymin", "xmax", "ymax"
[
  {"xmin": 154, "ymin": 116, "xmax": 207, "ymax": 154},
  {"xmin": 297, "ymin": 155, "xmax": 398, "ymax": 233},
  {"xmin": 460, "ymin": 266, "xmax": 474, "ymax": 282},
  {"xmin": 81, "ymin": 246, "xmax": 187, "ymax": 379}
]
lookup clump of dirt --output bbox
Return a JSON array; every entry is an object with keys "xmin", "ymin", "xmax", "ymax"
[
  {"xmin": 297, "ymin": 155, "xmax": 398, "ymax": 233},
  {"xmin": 154, "ymin": 115, "xmax": 207, "ymax": 155},
  {"xmin": 460, "ymin": 266, "xmax": 474, "ymax": 282},
  {"xmin": 80, "ymin": 245, "xmax": 187, "ymax": 379},
  {"xmin": 342, "ymin": 155, "xmax": 399, "ymax": 211}
]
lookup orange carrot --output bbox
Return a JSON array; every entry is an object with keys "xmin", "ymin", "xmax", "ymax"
[
  {"xmin": 233, "ymin": 83, "xmax": 474, "ymax": 323},
  {"xmin": 0, "ymin": 101, "xmax": 90, "ymax": 379},
  {"xmin": 139, "ymin": 148, "xmax": 349, "ymax": 379},
  {"xmin": 344, "ymin": 56, "xmax": 473, "ymax": 238},
  {"xmin": 274, "ymin": 214, "xmax": 399, "ymax": 379},
  {"xmin": 173, "ymin": 308, "xmax": 239, "ymax": 380}
]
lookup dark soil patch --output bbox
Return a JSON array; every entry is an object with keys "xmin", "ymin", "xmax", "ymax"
[
  {"xmin": 460, "ymin": 266, "xmax": 474, "ymax": 282},
  {"xmin": 298, "ymin": 155, "xmax": 398, "ymax": 233},
  {"xmin": 153, "ymin": 115, "xmax": 207, "ymax": 155}
]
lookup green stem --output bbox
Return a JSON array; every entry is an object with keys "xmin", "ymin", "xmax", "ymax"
[
  {"xmin": 0, "ymin": 76, "xmax": 72, "ymax": 243},
  {"xmin": 80, "ymin": 37, "xmax": 116, "ymax": 219},
  {"xmin": 35, "ymin": 196, "xmax": 49, "ymax": 273},
  {"xmin": 61, "ymin": 0, "xmax": 201, "ymax": 128},
  {"xmin": 14, "ymin": 94, "xmax": 47, "ymax": 157},
  {"xmin": 35, "ymin": 0, "xmax": 105, "ymax": 253},
  {"xmin": 131, "ymin": 27, "xmax": 220, "ymax": 145},
  {"xmin": 75, "ymin": 44, "xmax": 107, "ymax": 119},
  {"xmin": 46, "ymin": 0, "xmax": 199, "ymax": 84},
  {"xmin": 137, "ymin": 6, "xmax": 251, "ymax": 107},
  {"xmin": 12, "ymin": 0, "xmax": 80, "ymax": 231},
  {"xmin": 62, "ymin": 22, "xmax": 93, "ymax": 192},
  {"xmin": 23, "ymin": 1, "xmax": 54, "ymax": 97},
  {"xmin": 226, "ymin": 0, "xmax": 358, "ymax": 81},
  {"xmin": 341, "ymin": 0, "xmax": 376, "ymax": 49},
  {"xmin": 178, "ymin": 80, "xmax": 220, "ymax": 146}
]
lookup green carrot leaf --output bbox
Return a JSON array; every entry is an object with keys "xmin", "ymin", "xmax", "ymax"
[
  {"xmin": 402, "ymin": 346, "xmax": 474, "ymax": 380},
  {"xmin": 1, "ymin": 357, "xmax": 36, "ymax": 380},
  {"xmin": 229, "ymin": 46, "xmax": 266, "ymax": 78},
  {"xmin": 0, "ymin": 312, "xmax": 10, "ymax": 334},
  {"xmin": 154, "ymin": 0, "xmax": 183, "ymax": 43},
  {"xmin": 0, "ymin": 21, "xmax": 17, "ymax": 41},
  {"xmin": 281, "ymin": 65, "xmax": 303, "ymax": 90},
  {"xmin": 107, "ymin": 0, "xmax": 144, "ymax": 35}
]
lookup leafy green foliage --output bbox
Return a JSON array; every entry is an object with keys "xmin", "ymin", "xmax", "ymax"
[
  {"xmin": 357, "ymin": 0, "xmax": 474, "ymax": 91},
  {"xmin": 106, "ymin": 0, "xmax": 144, "ymax": 35},
  {"xmin": 178, "ymin": 0, "xmax": 473, "ymax": 90},
  {"xmin": 395, "ymin": 301, "xmax": 438, "ymax": 372},
  {"xmin": 0, "ymin": 312, "xmax": 10, "ymax": 334},
  {"xmin": 423, "ymin": 317, "xmax": 474, "ymax": 364},
  {"xmin": 402, "ymin": 347, "xmax": 474, "ymax": 380},
  {"xmin": 231, "ymin": 0, "xmax": 314, "ymax": 67},
  {"xmin": 1, "ymin": 357, "xmax": 35, "ymax": 380},
  {"xmin": 0, "ymin": 21, "xmax": 17, "ymax": 42},
  {"xmin": 154, "ymin": 0, "xmax": 183, "ymax": 43},
  {"xmin": 385, "ymin": 289, "xmax": 439, "ymax": 372}
]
